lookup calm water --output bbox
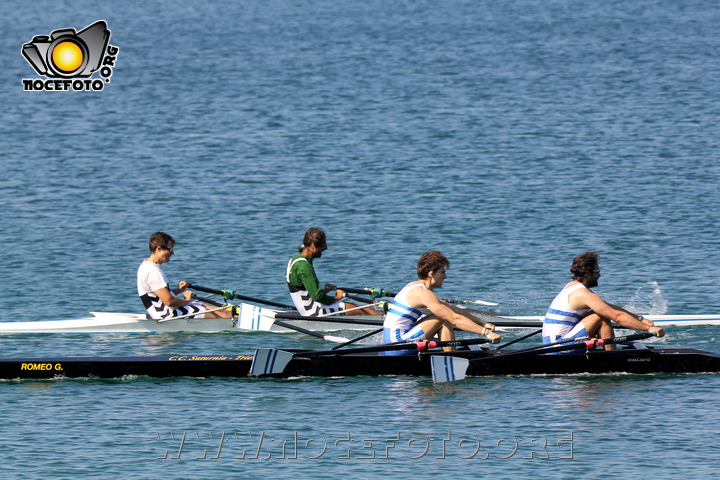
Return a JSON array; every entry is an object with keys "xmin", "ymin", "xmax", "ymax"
[{"xmin": 1, "ymin": 0, "xmax": 720, "ymax": 478}]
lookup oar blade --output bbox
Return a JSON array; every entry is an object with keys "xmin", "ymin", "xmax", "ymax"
[
  {"xmin": 238, "ymin": 304, "xmax": 277, "ymax": 331},
  {"xmin": 470, "ymin": 300, "xmax": 499, "ymax": 306},
  {"xmin": 431, "ymin": 356, "xmax": 469, "ymax": 383},
  {"xmin": 322, "ymin": 335, "xmax": 353, "ymax": 343},
  {"xmin": 250, "ymin": 348, "xmax": 293, "ymax": 376}
]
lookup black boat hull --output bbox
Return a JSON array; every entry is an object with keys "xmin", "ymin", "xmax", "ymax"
[{"xmin": 2, "ymin": 347, "xmax": 720, "ymax": 380}]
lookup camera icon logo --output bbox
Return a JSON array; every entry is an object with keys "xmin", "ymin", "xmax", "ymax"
[{"xmin": 22, "ymin": 20, "xmax": 110, "ymax": 78}]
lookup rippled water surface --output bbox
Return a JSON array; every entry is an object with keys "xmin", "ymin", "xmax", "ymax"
[{"xmin": 1, "ymin": 0, "xmax": 720, "ymax": 478}]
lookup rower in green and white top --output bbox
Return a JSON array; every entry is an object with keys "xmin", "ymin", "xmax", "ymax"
[{"xmin": 286, "ymin": 228, "xmax": 381, "ymax": 316}]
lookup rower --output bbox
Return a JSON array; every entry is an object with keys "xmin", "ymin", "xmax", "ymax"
[
  {"xmin": 137, "ymin": 232, "xmax": 233, "ymax": 320},
  {"xmin": 542, "ymin": 251, "xmax": 664, "ymax": 352},
  {"xmin": 382, "ymin": 251, "xmax": 501, "ymax": 355},
  {"xmin": 286, "ymin": 228, "xmax": 382, "ymax": 316}
]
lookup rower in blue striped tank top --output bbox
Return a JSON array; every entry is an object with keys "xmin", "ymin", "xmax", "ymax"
[
  {"xmin": 381, "ymin": 251, "xmax": 501, "ymax": 356},
  {"xmin": 541, "ymin": 251, "xmax": 665, "ymax": 353}
]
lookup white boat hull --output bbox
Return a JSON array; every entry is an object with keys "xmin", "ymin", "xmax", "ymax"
[
  {"xmin": 0, "ymin": 310, "xmax": 716, "ymax": 334},
  {"xmin": 0, "ymin": 311, "xmax": 382, "ymax": 334}
]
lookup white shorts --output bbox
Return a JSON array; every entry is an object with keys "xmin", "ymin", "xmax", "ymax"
[
  {"xmin": 382, "ymin": 324, "xmax": 427, "ymax": 356},
  {"xmin": 542, "ymin": 322, "xmax": 588, "ymax": 354}
]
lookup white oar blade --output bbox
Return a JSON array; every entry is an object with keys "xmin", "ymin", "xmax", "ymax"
[
  {"xmin": 431, "ymin": 356, "xmax": 469, "ymax": 383},
  {"xmin": 323, "ymin": 335, "xmax": 352, "ymax": 343},
  {"xmin": 250, "ymin": 348, "xmax": 293, "ymax": 376},
  {"xmin": 238, "ymin": 304, "xmax": 277, "ymax": 331},
  {"xmin": 472, "ymin": 300, "xmax": 499, "ymax": 306}
]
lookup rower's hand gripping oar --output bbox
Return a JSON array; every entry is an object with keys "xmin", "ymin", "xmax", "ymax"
[
  {"xmin": 339, "ymin": 287, "xmax": 499, "ymax": 306},
  {"xmin": 250, "ymin": 338, "xmax": 491, "ymax": 377},
  {"xmin": 432, "ymin": 332, "xmax": 658, "ymax": 383}
]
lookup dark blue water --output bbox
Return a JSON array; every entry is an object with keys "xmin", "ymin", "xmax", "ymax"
[{"xmin": 1, "ymin": 0, "xmax": 720, "ymax": 478}]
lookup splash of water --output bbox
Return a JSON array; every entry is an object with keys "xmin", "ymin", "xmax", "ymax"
[{"xmin": 623, "ymin": 281, "xmax": 668, "ymax": 315}]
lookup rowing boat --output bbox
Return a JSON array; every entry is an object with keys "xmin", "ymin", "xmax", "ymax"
[
  {"xmin": 4, "ymin": 341, "xmax": 720, "ymax": 380},
  {"xmin": 0, "ymin": 309, "xmax": 383, "ymax": 334},
  {"xmin": 0, "ymin": 308, "xmax": 716, "ymax": 334}
]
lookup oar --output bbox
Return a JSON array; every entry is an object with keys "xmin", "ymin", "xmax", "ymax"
[
  {"xmin": 277, "ymin": 312, "xmax": 538, "ymax": 329},
  {"xmin": 189, "ymin": 284, "xmax": 383, "ymax": 317},
  {"xmin": 274, "ymin": 311, "xmax": 540, "ymax": 330},
  {"xmin": 345, "ymin": 294, "xmax": 374, "ymax": 304},
  {"xmin": 463, "ymin": 307, "xmax": 506, "ymax": 318},
  {"xmin": 432, "ymin": 332, "xmax": 658, "ymax": 382},
  {"xmin": 339, "ymin": 287, "xmax": 499, "ymax": 306},
  {"xmin": 250, "ymin": 337, "xmax": 490, "ymax": 376},
  {"xmin": 496, "ymin": 334, "xmax": 589, "ymax": 353},
  {"xmin": 320, "ymin": 301, "xmax": 388, "ymax": 316},
  {"xmin": 196, "ymin": 297, "xmax": 352, "ymax": 343},
  {"xmin": 188, "ymin": 284, "xmax": 296, "ymax": 310},
  {"xmin": 338, "ymin": 287, "xmax": 392, "ymax": 297},
  {"xmin": 495, "ymin": 329, "xmax": 543, "ymax": 350},
  {"xmin": 274, "ymin": 312, "xmax": 384, "ymax": 327},
  {"xmin": 330, "ymin": 328, "xmax": 384, "ymax": 350}
]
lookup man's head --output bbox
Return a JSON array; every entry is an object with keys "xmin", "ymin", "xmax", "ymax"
[
  {"xmin": 148, "ymin": 232, "xmax": 175, "ymax": 253},
  {"xmin": 570, "ymin": 251, "xmax": 600, "ymax": 287},
  {"xmin": 417, "ymin": 251, "xmax": 450, "ymax": 280},
  {"xmin": 299, "ymin": 228, "xmax": 328, "ymax": 257}
]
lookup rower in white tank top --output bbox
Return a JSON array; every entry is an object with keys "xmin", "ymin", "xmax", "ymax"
[
  {"xmin": 383, "ymin": 282, "xmax": 428, "ymax": 347},
  {"xmin": 542, "ymin": 282, "xmax": 590, "ymax": 344}
]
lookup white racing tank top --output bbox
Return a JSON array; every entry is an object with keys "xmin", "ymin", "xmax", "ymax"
[
  {"xmin": 542, "ymin": 283, "xmax": 590, "ymax": 338},
  {"xmin": 382, "ymin": 282, "xmax": 427, "ymax": 331}
]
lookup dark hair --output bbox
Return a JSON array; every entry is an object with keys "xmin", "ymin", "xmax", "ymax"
[
  {"xmin": 149, "ymin": 232, "xmax": 174, "ymax": 252},
  {"xmin": 298, "ymin": 227, "xmax": 327, "ymax": 253},
  {"xmin": 417, "ymin": 251, "xmax": 450, "ymax": 279},
  {"xmin": 570, "ymin": 251, "xmax": 599, "ymax": 280}
]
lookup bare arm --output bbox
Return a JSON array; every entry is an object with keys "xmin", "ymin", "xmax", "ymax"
[
  {"xmin": 446, "ymin": 303, "xmax": 497, "ymax": 330},
  {"xmin": 571, "ymin": 289, "xmax": 664, "ymax": 337},
  {"xmin": 408, "ymin": 287, "xmax": 501, "ymax": 342},
  {"xmin": 604, "ymin": 302, "xmax": 655, "ymax": 327}
]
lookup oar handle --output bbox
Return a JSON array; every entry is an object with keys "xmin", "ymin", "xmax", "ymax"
[
  {"xmin": 303, "ymin": 337, "xmax": 489, "ymax": 357},
  {"xmin": 189, "ymin": 284, "xmax": 296, "ymax": 310},
  {"xmin": 338, "ymin": 287, "xmax": 396, "ymax": 297},
  {"xmin": 339, "ymin": 287, "xmax": 495, "ymax": 308},
  {"xmin": 595, "ymin": 331, "xmax": 656, "ymax": 346},
  {"xmin": 479, "ymin": 332, "xmax": 656, "ymax": 362},
  {"xmin": 188, "ymin": 284, "xmax": 227, "ymax": 297}
]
